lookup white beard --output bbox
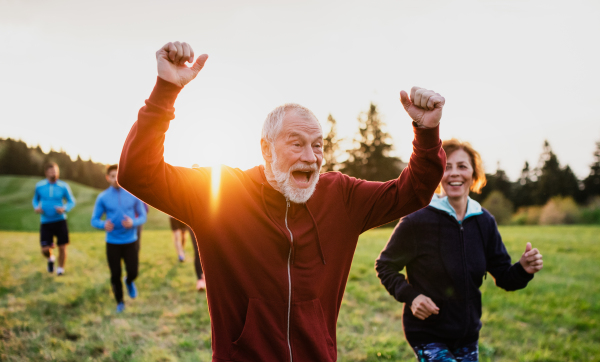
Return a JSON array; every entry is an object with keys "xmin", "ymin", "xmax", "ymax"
[{"xmin": 265, "ymin": 151, "xmax": 320, "ymax": 204}]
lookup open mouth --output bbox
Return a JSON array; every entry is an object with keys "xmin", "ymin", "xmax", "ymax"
[
  {"xmin": 291, "ymin": 170, "xmax": 314, "ymax": 185},
  {"xmin": 448, "ymin": 181, "xmax": 464, "ymax": 187}
]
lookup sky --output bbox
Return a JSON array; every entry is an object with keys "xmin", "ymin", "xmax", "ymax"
[{"xmin": 1, "ymin": 0, "xmax": 599, "ymax": 180}]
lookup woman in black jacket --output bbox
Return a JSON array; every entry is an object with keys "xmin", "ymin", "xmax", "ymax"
[{"xmin": 376, "ymin": 139, "xmax": 543, "ymax": 362}]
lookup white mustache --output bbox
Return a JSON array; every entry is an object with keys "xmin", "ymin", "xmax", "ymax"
[{"xmin": 289, "ymin": 163, "xmax": 318, "ymax": 173}]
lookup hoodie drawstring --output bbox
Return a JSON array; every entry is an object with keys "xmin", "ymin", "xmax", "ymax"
[
  {"xmin": 261, "ymin": 184, "xmax": 326, "ymax": 265},
  {"xmin": 261, "ymin": 184, "xmax": 295, "ymax": 258},
  {"xmin": 306, "ymin": 206, "xmax": 326, "ymax": 265}
]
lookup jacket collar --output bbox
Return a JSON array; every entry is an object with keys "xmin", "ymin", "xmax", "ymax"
[{"xmin": 429, "ymin": 194, "xmax": 483, "ymax": 224}]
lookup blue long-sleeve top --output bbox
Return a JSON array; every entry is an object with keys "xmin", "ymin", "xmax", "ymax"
[
  {"xmin": 91, "ymin": 186, "xmax": 147, "ymax": 244},
  {"xmin": 32, "ymin": 179, "xmax": 76, "ymax": 224}
]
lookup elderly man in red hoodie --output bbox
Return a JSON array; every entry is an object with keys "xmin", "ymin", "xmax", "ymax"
[{"xmin": 119, "ymin": 41, "xmax": 446, "ymax": 362}]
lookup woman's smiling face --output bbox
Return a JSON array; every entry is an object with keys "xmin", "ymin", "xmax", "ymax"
[{"xmin": 441, "ymin": 148, "xmax": 474, "ymax": 199}]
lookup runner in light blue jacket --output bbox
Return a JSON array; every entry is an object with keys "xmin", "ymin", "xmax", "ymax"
[
  {"xmin": 91, "ymin": 164, "xmax": 146, "ymax": 313},
  {"xmin": 32, "ymin": 162, "xmax": 76, "ymax": 275}
]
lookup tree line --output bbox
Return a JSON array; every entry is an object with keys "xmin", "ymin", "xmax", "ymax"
[
  {"xmin": 2, "ymin": 105, "xmax": 600, "ymax": 210},
  {"xmin": 0, "ymin": 138, "xmax": 108, "ymax": 189},
  {"xmin": 323, "ymin": 103, "xmax": 600, "ymax": 210}
]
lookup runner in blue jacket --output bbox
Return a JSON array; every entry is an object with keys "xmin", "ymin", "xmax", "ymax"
[
  {"xmin": 32, "ymin": 162, "xmax": 76, "ymax": 275},
  {"xmin": 91, "ymin": 164, "xmax": 147, "ymax": 313}
]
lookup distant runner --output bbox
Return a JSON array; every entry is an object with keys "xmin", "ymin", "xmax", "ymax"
[
  {"xmin": 91, "ymin": 164, "xmax": 147, "ymax": 313},
  {"xmin": 169, "ymin": 216, "xmax": 187, "ymax": 262},
  {"xmin": 32, "ymin": 162, "xmax": 76, "ymax": 276},
  {"xmin": 189, "ymin": 228, "xmax": 206, "ymax": 291}
]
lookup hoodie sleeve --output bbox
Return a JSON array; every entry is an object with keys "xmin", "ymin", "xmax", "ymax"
[
  {"xmin": 63, "ymin": 183, "xmax": 76, "ymax": 212},
  {"xmin": 118, "ymin": 77, "xmax": 212, "ymax": 226},
  {"xmin": 375, "ymin": 217, "xmax": 421, "ymax": 305},
  {"xmin": 91, "ymin": 195, "xmax": 106, "ymax": 230},
  {"xmin": 486, "ymin": 216, "xmax": 533, "ymax": 291},
  {"xmin": 340, "ymin": 125, "xmax": 445, "ymax": 233}
]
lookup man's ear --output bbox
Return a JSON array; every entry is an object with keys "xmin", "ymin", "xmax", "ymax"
[{"xmin": 261, "ymin": 139, "xmax": 273, "ymax": 163}]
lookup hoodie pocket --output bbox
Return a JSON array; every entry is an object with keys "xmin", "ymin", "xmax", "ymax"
[
  {"xmin": 290, "ymin": 299, "xmax": 337, "ymax": 362},
  {"xmin": 230, "ymin": 298, "xmax": 287, "ymax": 361}
]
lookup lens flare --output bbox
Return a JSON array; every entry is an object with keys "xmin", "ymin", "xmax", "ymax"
[{"xmin": 210, "ymin": 164, "xmax": 222, "ymax": 213}]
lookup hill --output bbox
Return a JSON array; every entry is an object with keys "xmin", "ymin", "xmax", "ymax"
[{"xmin": 0, "ymin": 176, "xmax": 170, "ymax": 231}]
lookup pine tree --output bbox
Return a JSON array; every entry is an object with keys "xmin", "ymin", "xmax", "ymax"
[
  {"xmin": 471, "ymin": 162, "xmax": 512, "ymax": 208},
  {"xmin": 322, "ymin": 114, "xmax": 341, "ymax": 173},
  {"xmin": 583, "ymin": 140, "xmax": 600, "ymax": 200},
  {"xmin": 341, "ymin": 103, "xmax": 405, "ymax": 181},
  {"xmin": 513, "ymin": 161, "xmax": 535, "ymax": 208},
  {"xmin": 533, "ymin": 140, "xmax": 580, "ymax": 205}
]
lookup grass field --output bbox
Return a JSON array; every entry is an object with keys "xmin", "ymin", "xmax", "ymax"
[
  {"xmin": 0, "ymin": 226, "xmax": 599, "ymax": 361},
  {"xmin": 0, "ymin": 176, "xmax": 170, "ymax": 231}
]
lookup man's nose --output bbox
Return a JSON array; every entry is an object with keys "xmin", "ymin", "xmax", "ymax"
[{"xmin": 300, "ymin": 145, "xmax": 317, "ymax": 163}]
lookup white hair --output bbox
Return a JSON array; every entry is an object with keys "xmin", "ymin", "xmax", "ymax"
[{"xmin": 261, "ymin": 103, "xmax": 321, "ymax": 144}]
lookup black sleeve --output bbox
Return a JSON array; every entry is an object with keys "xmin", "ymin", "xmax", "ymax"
[
  {"xmin": 375, "ymin": 217, "xmax": 421, "ymax": 305},
  {"xmin": 485, "ymin": 217, "xmax": 533, "ymax": 291}
]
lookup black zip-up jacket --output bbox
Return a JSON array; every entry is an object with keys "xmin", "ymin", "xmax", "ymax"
[{"xmin": 375, "ymin": 206, "xmax": 533, "ymax": 344}]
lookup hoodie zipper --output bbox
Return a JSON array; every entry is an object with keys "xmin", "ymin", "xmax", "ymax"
[{"xmin": 284, "ymin": 200, "xmax": 293, "ymax": 362}]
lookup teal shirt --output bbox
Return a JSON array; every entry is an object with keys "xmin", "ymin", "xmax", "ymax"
[
  {"xmin": 429, "ymin": 194, "xmax": 483, "ymax": 223},
  {"xmin": 32, "ymin": 179, "xmax": 76, "ymax": 224}
]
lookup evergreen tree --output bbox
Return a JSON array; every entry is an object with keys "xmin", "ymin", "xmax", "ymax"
[
  {"xmin": 0, "ymin": 138, "xmax": 107, "ymax": 189},
  {"xmin": 583, "ymin": 140, "xmax": 600, "ymax": 200},
  {"xmin": 471, "ymin": 162, "xmax": 512, "ymax": 207},
  {"xmin": 341, "ymin": 103, "xmax": 405, "ymax": 181},
  {"xmin": 533, "ymin": 140, "xmax": 580, "ymax": 205},
  {"xmin": 0, "ymin": 138, "xmax": 36, "ymax": 176},
  {"xmin": 513, "ymin": 161, "xmax": 535, "ymax": 208},
  {"xmin": 322, "ymin": 114, "xmax": 341, "ymax": 173}
]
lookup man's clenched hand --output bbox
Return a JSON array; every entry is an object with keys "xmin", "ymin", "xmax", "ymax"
[
  {"xmin": 156, "ymin": 41, "xmax": 208, "ymax": 87},
  {"xmin": 400, "ymin": 87, "xmax": 445, "ymax": 129}
]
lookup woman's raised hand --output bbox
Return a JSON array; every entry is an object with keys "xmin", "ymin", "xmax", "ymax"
[
  {"xmin": 519, "ymin": 242, "xmax": 543, "ymax": 274},
  {"xmin": 156, "ymin": 41, "xmax": 209, "ymax": 87},
  {"xmin": 411, "ymin": 294, "xmax": 439, "ymax": 320}
]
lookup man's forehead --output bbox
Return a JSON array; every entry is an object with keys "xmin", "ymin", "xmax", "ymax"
[{"xmin": 281, "ymin": 114, "xmax": 322, "ymax": 138}]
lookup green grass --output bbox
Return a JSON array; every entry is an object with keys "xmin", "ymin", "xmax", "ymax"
[
  {"xmin": 0, "ymin": 176, "xmax": 170, "ymax": 231},
  {"xmin": 1, "ymin": 227, "xmax": 599, "ymax": 361}
]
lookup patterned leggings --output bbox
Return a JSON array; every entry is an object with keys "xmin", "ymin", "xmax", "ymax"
[{"xmin": 413, "ymin": 341, "xmax": 479, "ymax": 362}]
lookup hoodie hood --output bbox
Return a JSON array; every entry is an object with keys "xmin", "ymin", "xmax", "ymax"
[{"xmin": 429, "ymin": 194, "xmax": 483, "ymax": 223}]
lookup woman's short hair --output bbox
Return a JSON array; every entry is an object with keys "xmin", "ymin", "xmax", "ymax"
[{"xmin": 442, "ymin": 138, "xmax": 487, "ymax": 194}]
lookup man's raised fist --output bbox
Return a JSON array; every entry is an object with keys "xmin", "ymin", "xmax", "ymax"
[
  {"xmin": 156, "ymin": 41, "xmax": 209, "ymax": 87},
  {"xmin": 400, "ymin": 87, "xmax": 445, "ymax": 129}
]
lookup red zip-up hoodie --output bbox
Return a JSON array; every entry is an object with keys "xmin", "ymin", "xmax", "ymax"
[{"xmin": 119, "ymin": 77, "xmax": 446, "ymax": 362}]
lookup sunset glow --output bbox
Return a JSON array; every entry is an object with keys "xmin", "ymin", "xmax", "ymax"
[{"xmin": 210, "ymin": 164, "xmax": 222, "ymax": 214}]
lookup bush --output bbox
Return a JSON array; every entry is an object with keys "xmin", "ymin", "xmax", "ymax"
[
  {"xmin": 580, "ymin": 196, "xmax": 600, "ymax": 224},
  {"xmin": 482, "ymin": 190, "xmax": 514, "ymax": 225},
  {"xmin": 539, "ymin": 196, "xmax": 581, "ymax": 225},
  {"xmin": 511, "ymin": 206, "xmax": 542, "ymax": 225}
]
